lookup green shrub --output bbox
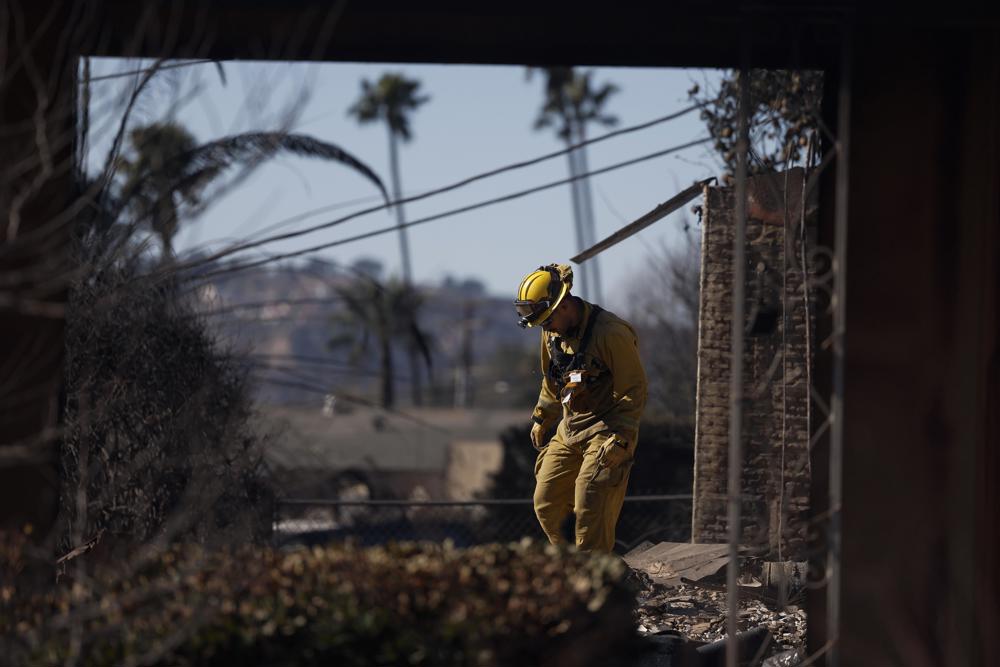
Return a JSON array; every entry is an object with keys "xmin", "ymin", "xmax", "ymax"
[{"xmin": 3, "ymin": 537, "xmax": 639, "ymax": 667}]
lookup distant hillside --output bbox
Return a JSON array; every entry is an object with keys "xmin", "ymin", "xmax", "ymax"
[{"xmin": 189, "ymin": 260, "xmax": 539, "ymax": 410}]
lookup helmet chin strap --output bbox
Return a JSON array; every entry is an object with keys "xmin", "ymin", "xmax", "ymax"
[{"xmin": 545, "ymin": 295, "xmax": 583, "ymax": 335}]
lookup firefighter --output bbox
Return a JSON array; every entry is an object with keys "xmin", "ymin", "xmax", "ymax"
[{"xmin": 514, "ymin": 263, "xmax": 648, "ymax": 552}]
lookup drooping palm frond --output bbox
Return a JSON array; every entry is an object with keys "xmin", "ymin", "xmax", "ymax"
[
  {"xmin": 107, "ymin": 125, "xmax": 391, "ymax": 265},
  {"xmin": 173, "ymin": 132, "xmax": 390, "ymax": 204},
  {"xmin": 387, "ymin": 282, "xmax": 433, "ymax": 373},
  {"xmin": 407, "ymin": 319, "xmax": 434, "ymax": 373},
  {"xmin": 115, "ymin": 129, "xmax": 389, "ymax": 225}
]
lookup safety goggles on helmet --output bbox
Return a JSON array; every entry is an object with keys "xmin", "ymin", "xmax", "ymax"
[{"xmin": 515, "ymin": 299, "xmax": 554, "ymax": 329}]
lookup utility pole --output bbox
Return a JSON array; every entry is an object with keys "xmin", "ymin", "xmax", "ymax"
[
  {"xmin": 573, "ymin": 122, "xmax": 603, "ymax": 304},
  {"xmin": 566, "ymin": 138, "xmax": 591, "ymax": 299}
]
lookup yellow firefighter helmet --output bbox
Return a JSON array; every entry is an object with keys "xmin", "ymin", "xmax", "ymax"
[{"xmin": 514, "ymin": 264, "xmax": 573, "ymax": 328}]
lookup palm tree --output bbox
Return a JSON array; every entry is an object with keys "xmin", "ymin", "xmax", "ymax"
[
  {"xmin": 348, "ymin": 72, "xmax": 430, "ymax": 405},
  {"xmin": 327, "ymin": 275, "xmax": 433, "ymax": 409},
  {"xmin": 531, "ymin": 67, "xmax": 618, "ymax": 304},
  {"xmin": 347, "ymin": 73, "xmax": 429, "ymax": 285},
  {"xmin": 117, "ymin": 123, "xmax": 202, "ymax": 262},
  {"xmin": 116, "ymin": 122, "xmax": 389, "ymax": 263}
]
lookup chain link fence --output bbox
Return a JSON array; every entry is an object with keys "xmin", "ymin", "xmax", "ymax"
[{"xmin": 275, "ymin": 495, "xmax": 692, "ymax": 554}]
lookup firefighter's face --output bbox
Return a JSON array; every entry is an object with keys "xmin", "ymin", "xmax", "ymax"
[{"xmin": 541, "ymin": 299, "xmax": 573, "ymax": 335}]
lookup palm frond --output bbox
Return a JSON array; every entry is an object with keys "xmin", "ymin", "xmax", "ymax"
[
  {"xmin": 532, "ymin": 66, "xmax": 618, "ymax": 140},
  {"xmin": 114, "ymin": 131, "xmax": 389, "ymax": 231},
  {"xmin": 182, "ymin": 132, "xmax": 389, "ymax": 204},
  {"xmin": 349, "ymin": 73, "xmax": 428, "ymax": 141},
  {"xmin": 347, "ymin": 81, "xmax": 381, "ymax": 123},
  {"xmin": 408, "ymin": 320, "xmax": 434, "ymax": 372}
]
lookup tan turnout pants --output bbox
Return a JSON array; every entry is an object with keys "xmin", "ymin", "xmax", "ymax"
[{"xmin": 532, "ymin": 431, "xmax": 634, "ymax": 553}]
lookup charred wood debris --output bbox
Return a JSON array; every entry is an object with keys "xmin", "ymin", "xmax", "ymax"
[{"xmin": 626, "ymin": 541, "xmax": 806, "ymax": 666}]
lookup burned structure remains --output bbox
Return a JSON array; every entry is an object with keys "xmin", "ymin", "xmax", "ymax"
[{"xmin": 692, "ymin": 170, "xmax": 817, "ymax": 560}]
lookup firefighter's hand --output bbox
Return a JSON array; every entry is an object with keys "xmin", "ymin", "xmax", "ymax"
[
  {"xmin": 530, "ymin": 422, "xmax": 550, "ymax": 451},
  {"xmin": 597, "ymin": 435, "xmax": 630, "ymax": 469}
]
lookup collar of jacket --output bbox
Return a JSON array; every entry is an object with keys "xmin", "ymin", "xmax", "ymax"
[{"xmin": 561, "ymin": 297, "xmax": 593, "ymax": 343}]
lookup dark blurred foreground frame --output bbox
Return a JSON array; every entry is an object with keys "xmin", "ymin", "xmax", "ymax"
[{"xmin": 2, "ymin": 2, "xmax": 998, "ymax": 665}]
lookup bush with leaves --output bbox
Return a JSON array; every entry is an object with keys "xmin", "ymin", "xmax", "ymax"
[
  {"xmin": 59, "ymin": 262, "xmax": 274, "ymax": 556},
  {"xmin": 690, "ymin": 69, "xmax": 823, "ymax": 181},
  {"xmin": 60, "ymin": 104, "xmax": 392, "ymax": 556},
  {"xmin": 3, "ymin": 538, "xmax": 639, "ymax": 667}
]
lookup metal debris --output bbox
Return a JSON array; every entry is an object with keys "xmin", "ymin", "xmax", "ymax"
[
  {"xmin": 634, "ymin": 578, "xmax": 807, "ymax": 656},
  {"xmin": 626, "ymin": 542, "xmax": 807, "ymax": 661},
  {"xmin": 624, "ymin": 541, "xmax": 736, "ymax": 586}
]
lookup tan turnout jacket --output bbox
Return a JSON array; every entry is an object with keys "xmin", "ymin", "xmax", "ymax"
[{"xmin": 530, "ymin": 299, "xmax": 647, "ymax": 447}]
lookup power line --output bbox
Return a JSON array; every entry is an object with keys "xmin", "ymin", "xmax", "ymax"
[
  {"xmin": 253, "ymin": 363, "xmax": 401, "ymax": 382},
  {"xmin": 277, "ymin": 494, "xmax": 693, "ymax": 507},
  {"xmin": 188, "ymin": 190, "xmax": 404, "ymax": 271},
  {"xmin": 193, "ymin": 136, "xmax": 713, "ymax": 281},
  {"xmin": 244, "ymin": 355, "xmax": 402, "ymax": 380},
  {"xmin": 254, "ymin": 364, "xmax": 335, "ymax": 388},
  {"xmin": 251, "ymin": 362, "xmax": 380, "ymax": 389},
  {"xmin": 205, "ymin": 315, "xmax": 337, "ymax": 326},
  {"xmin": 85, "ymin": 59, "xmax": 220, "ymax": 83},
  {"xmin": 247, "ymin": 353, "xmax": 372, "ymax": 368},
  {"xmin": 191, "ymin": 296, "xmax": 344, "ymax": 318},
  {"xmin": 250, "ymin": 375, "xmax": 450, "ymax": 433},
  {"xmin": 238, "ymin": 192, "xmax": 396, "ymax": 245},
  {"xmin": 165, "ymin": 103, "xmax": 706, "ymax": 277},
  {"xmin": 253, "ymin": 374, "xmax": 338, "ymax": 398}
]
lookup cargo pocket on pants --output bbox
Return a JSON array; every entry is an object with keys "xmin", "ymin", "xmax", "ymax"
[{"xmin": 588, "ymin": 459, "xmax": 633, "ymax": 488}]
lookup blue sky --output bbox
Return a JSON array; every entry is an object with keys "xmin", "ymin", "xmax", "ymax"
[{"xmin": 86, "ymin": 59, "xmax": 723, "ymax": 312}]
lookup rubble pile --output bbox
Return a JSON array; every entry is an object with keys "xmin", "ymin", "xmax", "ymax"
[
  {"xmin": 634, "ymin": 578, "xmax": 807, "ymax": 651},
  {"xmin": 624, "ymin": 542, "xmax": 809, "ymax": 661}
]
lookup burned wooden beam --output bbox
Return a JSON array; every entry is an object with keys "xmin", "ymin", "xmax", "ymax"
[{"xmin": 570, "ymin": 178, "xmax": 712, "ymax": 264}]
